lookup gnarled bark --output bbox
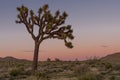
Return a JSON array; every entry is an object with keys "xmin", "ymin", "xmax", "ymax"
[{"xmin": 32, "ymin": 41, "xmax": 40, "ymax": 71}]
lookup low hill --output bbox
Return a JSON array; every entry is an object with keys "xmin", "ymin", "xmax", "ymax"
[
  {"xmin": 101, "ymin": 52, "xmax": 120, "ymax": 64},
  {"xmin": 0, "ymin": 57, "xmax": 2, "ymax": 59},
  {"xmin": 0, "ymin": 56, "xmax": 30, "ymax": 62}
]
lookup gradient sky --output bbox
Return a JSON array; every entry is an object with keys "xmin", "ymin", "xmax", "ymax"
[{"xmin": 0, "ymin": 0, "xmax": 120, "ymax": 61}]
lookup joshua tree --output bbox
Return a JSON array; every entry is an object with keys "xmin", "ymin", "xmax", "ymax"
[{"xmin": 16, "ymin": 4, "xmax": 74, "ymax": 71}]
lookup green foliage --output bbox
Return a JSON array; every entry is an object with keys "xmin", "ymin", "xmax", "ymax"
[
  {"xmin": 55, "ymin": 10, "xmax": 60, "ymax": 17},
  {"xmin": 46, "ymin": 22, "xmax": 52, "ymax": 31},
  {"xmin": 30, "ymin": 10, "xmax": 34, "ymax": 16},
  {"xmin": 62, "ymin": 11, "xmax": 68, "ymax": 18},
  {"xmin": 42, "ymin": 4, "xmax": 49, "ymax": 12},
  {"xmin": 65, "ymin": 42, "xmax": 73, "ymax": 48}
]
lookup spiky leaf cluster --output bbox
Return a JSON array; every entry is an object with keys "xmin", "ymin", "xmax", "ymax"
[{"xmin": 16, "ymin": 4, "xmax": 74, "ymax": 48}]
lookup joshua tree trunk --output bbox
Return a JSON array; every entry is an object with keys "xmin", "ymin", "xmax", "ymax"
[{"xmin": 32, "ymin": 41, "xmax": 40, "ymax": 71}]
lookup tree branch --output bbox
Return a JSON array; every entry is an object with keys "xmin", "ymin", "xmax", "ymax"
[{"xmin": 16, "ymin": 4, "xmax": 74, "ymax": 48}]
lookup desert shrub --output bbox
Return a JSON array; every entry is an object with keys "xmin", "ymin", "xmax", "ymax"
[
  {"xmin": 78, "ymin": 73, "xmax": 103, "ymax": 80},
  {"xmin": 24, "ymin": 70, "xmax": 33, "ymax": 76},
  {"xmin": 74, "ymin": 64, "xmax": 90, "ymax": 76},
  {"xmin": 112, "ymin": 64, "xmax": 120, "ymax": 71},
  {"xmin": 0, "ymin": 77, "xmax": 4, "ymax": 80},
  {"xmin": 15, "ymin": 63, "xmax": 25, "ymax": 68},
  {"xmin": 9, "ymin": 67, "xmax": 24, "ymax": 77},
  {"xmin": 0, "ymin": 73, "xmax": 9, "ymax": 80},
  {"xmin": 98, "ymin": 62, "xmax": 112, "ymax": 72},
  {"xmin": 50, "ymin": 68, "xmax": 63, "ymax": 73},
  {"xmin": 55, "ymin": 58, "xmax": 61, "ymax": 62},
  {"xmin": 110, "ymin": 76, "xmax": 115, "ymax": 80},
  {"xmin": 104, "ymin": 63, "xmax": 112, "ymax": 69},
  {"xmin": 9, "ymin": 69, "xmax": 21, "ymax": 76},
  {"xmin": 62, "ymin": 64, "xmax": 73, "ymax": 70},
  {"xmin": 47, "ymin": 58, "xmax": 51, "ymax": 62},
  {"xmin": 86, "ymin": 57, "xmax": 99, "ymax": 65},
  {"xmin": 34, "ymin": 71, "xmax": 49, "ymax": 80}
]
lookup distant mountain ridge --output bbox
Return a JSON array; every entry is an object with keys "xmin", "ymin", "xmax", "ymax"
[
  {"xmin": 101, "ymin": 52, "xmax": 120, "ymax": 64},
  {"xmin": 0, "ymin": 57, "xmax": 2, "ymax": 60},
  {"xmin": 1, "ymin": 52, "xmax": 120, "ymax": 63},
  {"xmin": 0, "ymin": 56, "xmax": 30, "ymax": 62}
]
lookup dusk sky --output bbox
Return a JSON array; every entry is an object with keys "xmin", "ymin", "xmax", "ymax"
[{"xmin": 0, "ymin": 0, "xmax": 120, "ymax": 61}]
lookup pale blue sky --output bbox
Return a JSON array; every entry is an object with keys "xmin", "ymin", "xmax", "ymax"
[{"xmin": 0, "ymin": 0, "xmax": 120, "ymax": 60}]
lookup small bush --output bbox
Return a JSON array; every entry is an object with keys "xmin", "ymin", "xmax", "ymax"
[
  {"xmin": 110, "ymin": 76, "xmax": 115, "ymax": 80},
  {"xmin": 74, "ymin": 64, "xmax": 90, "ymax": 76},
  {"xmin": 86, "ymin": 58, "xmax": 99, "ymax": 65},
  {"xmin": 112, "ymin": 64, "xmax": 120, "ymax": 71},
  {"xmin": 34, "ymin": 71, "xmax": 49, "ymax": 80},
  {"xmin": 55, "ymin": 58, "xmax": 61, "ymax": 62},
  {"xmin": 104, "ymin": 63, "xmax": 112, "ymax": 69},
  {"xmin": 9, "ymin": 67, "xmax": 24, "ymax": 77},
  {"xmin": 9, "ymin": 69, "xmax": 21, "ymax": 76},
  {"xmin": 78, "ymin": 73, "xmax": 103, "ymax": 80},
  {"xmin": 47, "ymin": 58, "xmax": 51, "ymax": 62}
]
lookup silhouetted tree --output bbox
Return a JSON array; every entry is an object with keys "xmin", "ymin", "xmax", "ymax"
[
  {"xmin": 47, "ymin": 58, "xmax": 51, "ymax": 62},
  {"xmin": 16, "ymin": 4, "xmax": 74, "ymax": 71},
  {"xmin": 55, "ymin": 58, "xmax": 61, "ymax": 62}
]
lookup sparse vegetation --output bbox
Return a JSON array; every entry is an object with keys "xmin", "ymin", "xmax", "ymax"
[
  {"xmin": 9, "ymin": 68, "xmax": 23, "ymax": 77},
  {"xmin": 78, "ymin": 72, "xmax": 103, "ymax": 80},
  {"xmin": 0, "ymin": 53, "xmax": 120, "ymax": 80}
]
